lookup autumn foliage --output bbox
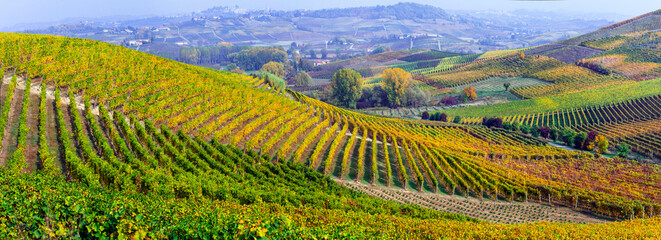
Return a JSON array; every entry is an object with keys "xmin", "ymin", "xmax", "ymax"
[
  {"xmin": 382, "ymin": 68, "xmax": 412, "ymax": 107},
  {"xmin": 462, "ymin": 86, "xmax": 477, "ymax": 101}
]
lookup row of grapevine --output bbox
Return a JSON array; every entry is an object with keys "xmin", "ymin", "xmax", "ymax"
[{"xmin": 506, "ymin": 95, "xmax": 661, "ymax": 128}]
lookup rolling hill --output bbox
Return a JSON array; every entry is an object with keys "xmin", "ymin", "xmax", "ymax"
[
  {"xmin": 423, "ymin": 9, "xmax": 661, "ymax": 161},
  {"xmin": 0, "ymin": 32, "xmax": 661, "ymax": 238}
]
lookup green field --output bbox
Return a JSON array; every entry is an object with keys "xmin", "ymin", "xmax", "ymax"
[{"xmin": 450, "ymin": 77, "xmax": 549, "ymax": 92}]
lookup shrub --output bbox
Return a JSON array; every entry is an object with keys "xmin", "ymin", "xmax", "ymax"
[
  {"xmin": 617, "ymin": 143, "xmax": 630, "ymax": 158},
  {"xmin": 574, "ymin": 132, "xmax": 588, "ymax": 150},
  {"xmin": 482, "ymin": 117, "xmax": 503, "ymax": 128},
  {"xmin": 596, "ymin": 136, "xmax": 609, "ymax": 154},
  {"xmin": 441, "ymin": 96, "xmax": 458, "ymax": 106},
  {"xmin": 560, "ymin": 128, "xmax": 576, "ymax": 145},
  {"xmin": 538, "ymin": 126, "xmax": 550, "ymax": 139},
  {"xmin": 421, "ymin": 111, "xmax": 430, "ymax": 120},
  {"xmin": 520, "ymin": 124, "xmax": 530, "ymax": 134},
  {"xmin": 549, "ymin": 127, "xmax": 560, "ymax": 141},
  {"xmin": 439, "ymin": 113, "xmax": 448, "ymax": 122},
  {"xmin": 503, "ymin": 122, "xmax": 512, "ymax": 130},
  {"xmin": 530, "ymin": 126, "xmax": 540, "ymax": 138},
  {"xmin": 511, "ymin": 121, "xmax": 521, "ymax": 132},
  {"xmin": 453, "ymin": 116, "xmax": 461, "ymax": 124}
]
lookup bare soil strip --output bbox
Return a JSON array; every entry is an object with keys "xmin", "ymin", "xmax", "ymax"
[{"xmin": 337, "ymin": 179, "xmax": 608, "ymax": 224}]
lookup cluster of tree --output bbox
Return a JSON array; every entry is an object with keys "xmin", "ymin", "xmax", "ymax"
[
  {"xmin": 422, "ymin": 111, "xmax": 461, "ymax": 123},
  {"xmin": 371, "ymin": 46, "xmax": 389, "ymax": 55},
  {"xmin": 490, "ymin": 120, "xmax": 614, "ymax": 154},
  {"xmin": 437, "ymin": 86, "xmax": 477, "ymax": 107},
  {"xmin": 577, "ymin": 60, "xmax": 613, "ymax": 75},
  {"xmin": 291, "ymin": 58, "xmax": 318, "ymax": 72},
  {"xmin": 354, "ymin": 68, "xmax": 429, "ymax": 109},
  {"xmin": 324, "ymin": 68, "xmax": 431, "ymax": 109},
  {"xmin": 179, "ymin": 44, "xmax": 250, "ymax": 64},
  {"xmin": 230, "ymin": 47, "xmax": 288, "ymax": 70},
  {"xmin": 329, "ymin": 36, "xmax": 358, "ymax": 45}
]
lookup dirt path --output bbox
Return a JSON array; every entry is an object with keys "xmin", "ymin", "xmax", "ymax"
[
  {"xmin": 0, "ymin": 81, "xmax": 24, "ymax": 165},
  {"xmin": 336, "ymin": 179, "xmax": 608, "ymax": 224}
]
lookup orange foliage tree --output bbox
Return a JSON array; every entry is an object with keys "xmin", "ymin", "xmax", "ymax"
[{"xmin": 462, "ymin": 86, "xmax": 477, "ymax": 101}]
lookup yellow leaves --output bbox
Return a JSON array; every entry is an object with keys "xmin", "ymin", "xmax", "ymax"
[
  {"xmin": 260, "ymin": 61, "xmax": 285, "ymax": 78},
  {"xmin": 382, "ymin": 68, "xmax": 411, "ymax": 107},
  {"xmin": 595, "ymin": 135, "xmax": 609, "ymax": 154}
]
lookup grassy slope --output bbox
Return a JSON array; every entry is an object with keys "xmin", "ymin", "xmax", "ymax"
[{"xmin": 443, "ymin": 77, "xmax": 661, "ymax": 118}]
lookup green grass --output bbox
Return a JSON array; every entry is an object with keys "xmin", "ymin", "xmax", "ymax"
[{"xmin": 443, "ymin": 77, "xmax": 661, "ymax": 118}]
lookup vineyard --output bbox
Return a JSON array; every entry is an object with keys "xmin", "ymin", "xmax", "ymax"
[
  {"xmin": 2, "ymin": 32, "xmax": 661, "ymax": 238},
  {"xmin": 438, "ymin": 24, "xmax": 661, "ymax": 160},
  {"xmin": 444, "ymin": 77, "xmax": 661, "ymax": 119},
  {"xmin": 420, "ymin": 54, "xmax": 564, "ymax": 88}
]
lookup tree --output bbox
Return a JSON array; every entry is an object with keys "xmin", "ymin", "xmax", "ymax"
[
  {"xmin": 617, "ymin": 143, "xmax": 630, "ymax": 158},
  {"xmin": 330, "ymin": 69, "xmax": 363, "ymax": 108},
  {"xmin": 381, "ymin": 68, "xmax": 411, "ymax": 107},
  {"xmin": 232, "ymin": 47, "xmax": 287, "ymax": 70},
  {"xmin": 439, "ymin": 113, "xmax": 448, "ymax": 122},
  {"xmin": 226, "ymin": 63, "xmax": 239, "ymax": 71},
  {"xmin": 401, "ymin": 85, "xmax": 429, "ymax": 107},
  {"xmin": 260, "ymin": 61, "xmax": 285, "ymax": 78},
  {"xmin": 503, "ymin": 82, "xmax": 511, "ymax": 91},
  {"xmin": 372, "ymin": 46, "xmax": 386, "ymax": 55},
  {"xmin": 574, "ymin": 132, "xmax": 588, "ymax": 150},
  {"xmin": 483, "ymin": 117, "xmax": 503, "ymax": 128},
  {"xmin": 560, "ymin": 128, "xmax": 576, "ymax": 145},
  {"xmin": 550, "ymin": 127, "xmax": 560, "ymax": 141},
  {"xmin": 321, "ymin": 49, "xmax": 328, "ymax": 59},
  {"xmin": 596, "ymin": 136, "xmax": 609, "ymax": 154},
  {"xmin": 453, "ymin": 116, "xmax": 461, "ymax": 124},
  {"xmin": 295, "ymin": 72, "xmax": 311, "ymax": 87},
  {"xmin": 369, "ymin": 85, "xmax": 388, "ymax": 107},
  {"xmin": 298, "ymin": 59, "xmax": 314, "ymax": 71},
  {"xmin": 421, "ymin": 111, "xmax": 430, "ymax": 120},
  {"xmin": 309, "ymin": 49, "xmax": 317, "ymax": 59},
  {"xmin": 461, "ymin": 86, "xmax": 477, "ymax": 101},
  {"xmin": 519, "ymin": 52, "xmax": 525, "ymax": 59},
  {"xmin": 538, "ymin": 126, "xmax": 550, "ymax": 139}
]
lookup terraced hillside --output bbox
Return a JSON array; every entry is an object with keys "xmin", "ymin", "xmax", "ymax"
[
  {"xmin": 2, "ymin": 33, "xmax": 661, "ymax": 238},
  {"xmin": 437, "ymin": 12, "xmax": 661, "ymax": 160}
]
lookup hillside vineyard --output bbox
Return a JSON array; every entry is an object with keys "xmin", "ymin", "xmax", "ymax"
[{"xmin": 1, "ymin": 30, "xmax": 661, "ymax": 238}]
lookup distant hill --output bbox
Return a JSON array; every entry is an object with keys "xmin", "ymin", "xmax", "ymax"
[
  {"xmin": 304, "ymin": 2, "xmax": 450, "ymax": 20},
  {"xmin": 560, "ymin": 9, "xmax": 661, "ymax": 46},
  {"xmin": 524, "ymin": 9, "xmax": 661, "ymax": 63}
]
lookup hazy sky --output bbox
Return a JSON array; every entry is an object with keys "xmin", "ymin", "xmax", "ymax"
[{"xmin": 2, "ymin": 0, "xmax": 660, "ymax": 29}]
